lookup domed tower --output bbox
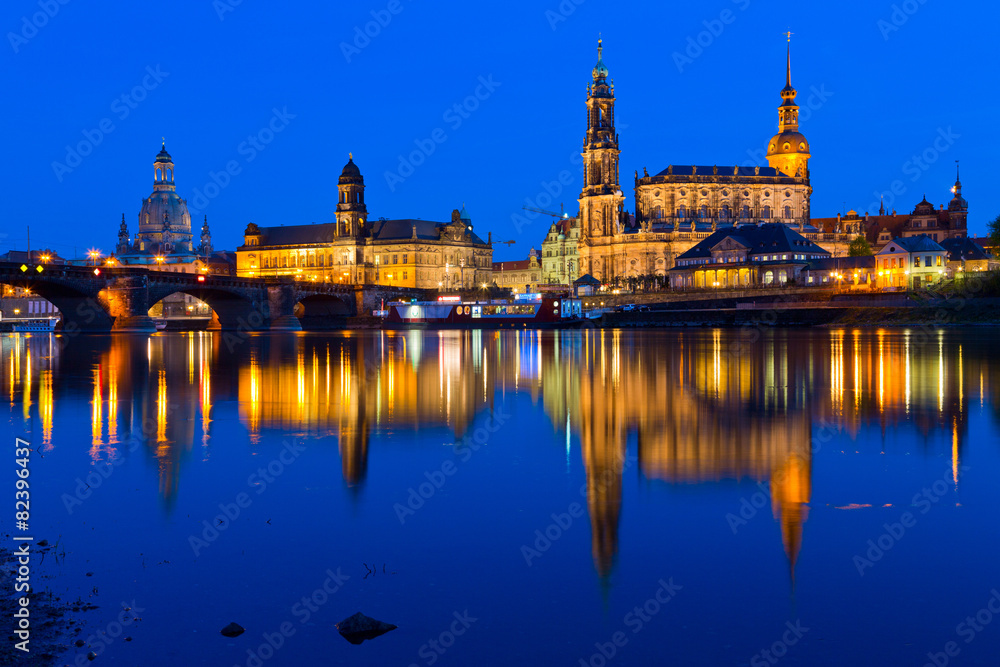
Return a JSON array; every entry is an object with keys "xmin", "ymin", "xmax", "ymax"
[
  {"xmin": 136, "ymin": 143, "xmax": 194, "ymax": 254},
  {"xmin": 336, "ymin": 155, "xmax": 367, "ymax": 238},
  {"xmin": 948, "ymin": 162, "xmax": 968, "ymax": 233},
  {"xmin": 766, "ymin": 38, "xmax": 811, "ymax": 179}
]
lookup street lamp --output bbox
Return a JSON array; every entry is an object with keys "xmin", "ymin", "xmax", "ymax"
[
  {"xmin": 155, "ymin": 255, "xmax": 166, "ymax": 267},
  {"xmin": 88, "ymin": 249, "xmax": 101, "ymax": 267}
]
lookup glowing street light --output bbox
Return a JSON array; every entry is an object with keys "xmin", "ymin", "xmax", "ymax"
[
  {"xmin": 88, "ymin": 249, "xmax": 102, "ymax": 267},
  {"xmin": 155, "ymin": 255, "xmax": 166, "ymax": 267}
]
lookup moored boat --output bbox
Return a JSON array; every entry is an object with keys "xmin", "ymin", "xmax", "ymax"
[
  {"xmin": 383, "ymin": 293, "xmax": 587, "ymax": 329},
  {"xmin": 8, "ymin": 318, "xmax": 59, "ymax": 334}
]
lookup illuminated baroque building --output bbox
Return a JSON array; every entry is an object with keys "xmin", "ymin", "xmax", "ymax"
[
  {"xmin": 493, "ymin": 248, "xmax": 542, "ymax": 292},
  {"xmin": 541, "ymin": 217, "xmax": 582, "ymax": 286},
  {"xmin": 560, "ymin": 39, "xmax": 832, "ymax": 285},
  {"xmin": 115, "ymin": 144, "xmax": 217, "ymax": 272},
  {"xmin": 236, "ymin": 159, "xmax": 493, "ymax": 289}
]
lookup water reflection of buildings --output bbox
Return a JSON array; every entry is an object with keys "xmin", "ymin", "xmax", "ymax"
[
  {"xmin": 1, "ymin": 328, "xmax": 998, "ymax": 573},
  {"xmin": 539, "ymin": 330, "xmax": 815, "ymax": 578}
]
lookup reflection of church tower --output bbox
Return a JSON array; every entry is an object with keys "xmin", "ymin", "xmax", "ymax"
[
  {"xmin": 766, "ymin": 37, "xmax": 811, "ymax": 180},
  {"xmin": 578, "ymin": 40, "xmax": 624, "ymax": 251},
  {"xmin": 336, "ymin": 155, "xmax": 367, "ymax": 239},
  {"xmin": 769, "ymin": 448, "xmax": 811, "ymax": 581},
  {"xmin": 340, "ymin": 341, "xmax": 370, "ymax": 490},
  {"xmin": 578, "ymin": 361, "xmax": 624, "ymax": 579}
]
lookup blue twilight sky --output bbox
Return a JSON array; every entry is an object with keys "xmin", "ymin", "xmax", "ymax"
[{"xmin": 1, "ymin": 0, "xmax": 996, "ymax": 262}]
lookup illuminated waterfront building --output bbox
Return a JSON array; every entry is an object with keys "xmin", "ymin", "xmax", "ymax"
[
  {"xmin": 667, "ymin": 223, "xmax": 831, "ymax": 289},
  {"xmin": 875, "ymin": 235, "xmax": 948, "ymax": 289},
  {"xmin": 561, "ymin": 39, "xmax": 843, "ymax": 285},
  {"xmin": 236, "ymin": 159, "xmax": 493, "ymax": 289}
]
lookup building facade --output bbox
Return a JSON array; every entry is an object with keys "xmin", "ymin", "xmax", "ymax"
[
  {"xmin": 493, "ymin": 249, "xmax": 542, "ymax": 293},
  {"xmin": 941, "ymin": 236, "xmax": 998, "ymax": 275},
  {"xmin": 875, "ymin": 235, "xmax": 947, "ymax": 289},
  {"xmin": 667, "ymin": 224, "xmax": 831, "ymax": 289},
  {"xmin": 569, "ymin": 40, "xmax": 825, "ymax": 285},
  {"xmin": 236, "ymin": 158, "xmax": 493, "ymax": 289},
  {"xmin": 541, "ymin": 217, "xmax": 581, "ymax": 285}
]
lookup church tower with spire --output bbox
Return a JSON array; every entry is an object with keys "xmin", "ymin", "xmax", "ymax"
[
  {"xmin": 947, "ymin": 162, "xmax": 968, "ymax": 232},
  {"xmin": 199, "ymin": 215, "xmax": 213, "ymax": 257},
  {"xmin": 116, "ymin": 214, "xmax": 131, "ymax": 255},
  {"xmin": 766, "ymin": 36, "xmax": 811, "ymax": 179},
  {"xmin": 336, "ymin": 155, "xmax": 367, "ymax": 239},
  {"xmin": 578, "ymin": 39, "xmax": 625, "ymax": 251}
]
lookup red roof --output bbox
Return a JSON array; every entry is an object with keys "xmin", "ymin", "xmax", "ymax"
[{"xmin": 493, "ymin": 259, "xmax": 533, "ymax": 271}]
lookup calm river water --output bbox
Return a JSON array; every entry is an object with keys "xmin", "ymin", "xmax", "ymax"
[{"xmin": 4, "ymin": 328, "xmax": 1000, "ymax": 666}]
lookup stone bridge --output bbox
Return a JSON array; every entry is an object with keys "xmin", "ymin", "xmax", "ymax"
[{"xmin": 0, "ymin": 262, "xmax": 426, "ymax": 332}]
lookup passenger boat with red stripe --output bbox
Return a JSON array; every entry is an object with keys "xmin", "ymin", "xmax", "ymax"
[{"xmin": 383, "ymin": 293, "xmax": 589, "ymax": 329}]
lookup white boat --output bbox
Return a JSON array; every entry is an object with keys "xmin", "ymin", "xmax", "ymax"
[{"xmin": 10, "ymin": 319, "xmax": 58, "ymax": 333}]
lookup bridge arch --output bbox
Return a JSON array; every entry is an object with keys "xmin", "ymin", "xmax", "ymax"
[
  {"xmin": 0, "ymin": 277, "xmax": 114, "ymax": 332},
  {"xmin": 146, "ymin": 285, "xmax": 265, "ymax": 331}
]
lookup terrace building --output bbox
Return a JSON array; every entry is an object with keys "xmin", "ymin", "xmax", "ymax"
[{"xmin": 668, "ymin": 223, "xmax": 830, "ymax": 289}]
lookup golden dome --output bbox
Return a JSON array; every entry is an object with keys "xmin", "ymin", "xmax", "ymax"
[{"xmin": 767, "ymin": 130, "xmax": 810, "ymax": 157}]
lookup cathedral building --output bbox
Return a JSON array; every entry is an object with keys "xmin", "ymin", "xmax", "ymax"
[
  {"xmin": 236, "ymin": 157, "xmax": 493, "ymax": 289},
  {"xmin": 547, "ymin": 39, "xmax": 852, "ymax": 285},
  {"xmin": 114, "ymin": 144, "xmax": 217, "ymax": 272}
]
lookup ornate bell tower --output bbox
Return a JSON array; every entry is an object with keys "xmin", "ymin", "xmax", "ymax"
[
  {"xmin": 336, "ymin": 155, "xmax": 367, "ymax": 239},
  {"xmin": 578, "ymin": 39, "xmax": 624, "ymax": 243},
  {"xmin": 766, "ymin": 35, "xmax": 811, "ymax": 179}
]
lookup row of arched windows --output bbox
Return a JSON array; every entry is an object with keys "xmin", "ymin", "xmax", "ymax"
[{"xmin": 651, "ymin": 204, "xmax": 796, "ymax": 220}]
